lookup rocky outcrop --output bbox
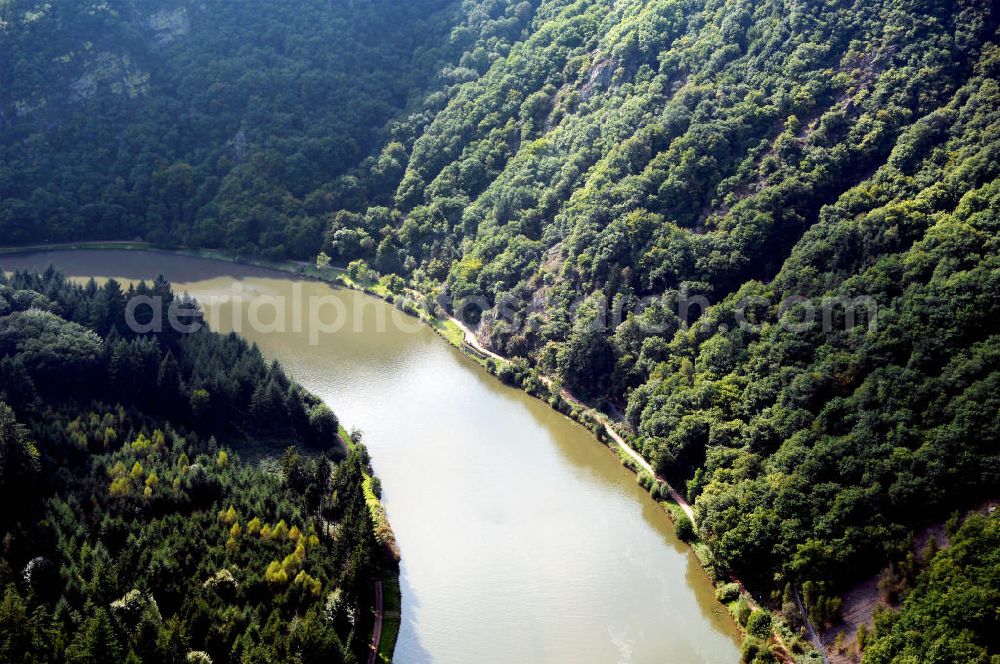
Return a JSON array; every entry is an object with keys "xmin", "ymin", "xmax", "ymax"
[
  {"xmin": 5, "ymin": 1, "xmax": 185, "ymax": 121},
  {"xmin": 145, "ymin": 7, "xmax": 191, "ymax": 47},
  {"xmin": 579, "ymin": 57, "xmax": 613, "ymax": 102},
  {"xmin": 69, "ymin": 52, "xmax": 150, "ymax": 102}
]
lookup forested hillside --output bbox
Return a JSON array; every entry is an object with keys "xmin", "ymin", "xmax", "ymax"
[
  {"xmin": 327, "ymin": 0, "xmax": 1000, "ymax": 609},
  {"xmin": 862, "ymin": 510, "xmax": 999, "ymax": 663},
  {"xmin": 2, "ymin": 0, "xmax": 999, "ymax": 659},
  {"xmin": 0, "ymin": 0, "xmax": 542, "ymax": 255},
  {"xmin": 0, "ymin": 268, "xmax": 383, "ymax": 662}
]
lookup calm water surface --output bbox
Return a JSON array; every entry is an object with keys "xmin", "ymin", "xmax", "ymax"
[{"xmin": 2, "ymin": 250, "xmax": 740, "ymax": 663}]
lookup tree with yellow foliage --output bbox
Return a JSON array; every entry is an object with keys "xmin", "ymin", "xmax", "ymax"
[
  {"xmin": 293, "ymin": 570, "xmax": 322, "ymax": 597},
  {"xmin": 265, "ymin": 561, "xmax": 288, "ymax": 586},
  {"xmin": 226, "ymin": 522, "xmax": 242, "ymax": 550},
  {"xmin": 281, "ymin": 553, "xmax": 300, "ymax": 576},
  {"xmin": 130, "ymin": 433, "xmax": 152, "ymax": 453},
  {"xmin": 218, "ymin": 505, "xmax": 238, "ymax": 526},
  {"xmin": 109, "ymin": 476, "xmax": 130, "ymax": 497}
]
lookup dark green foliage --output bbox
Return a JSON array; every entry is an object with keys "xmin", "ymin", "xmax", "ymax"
[
  {"xmin": 0, "ymin": 402, "xmax": 40, "ymax": 501},
  {"xmin": 801, "ymin": 582, "xmax": 843, "ymax": 631},
  {"xmin": 0, "ymin": 268, "xmax": 338, "ymax": 446},
  {"xmin": 740, "ymin": 637, "xmax": 776, "ymax": 664},
  {"xmin": 2, "ymin": 0, "xmax": 999, "ymax": 655},
  {"xmin": 745, "ymin": 610, "xmax": 772, "ymax": 640},
  {"xmin": 0, "ymin": 0, "xmax": 539, "ymax": 258},
  {"xmin": 307, "ymin": 403, "xmax": 341, "ymax": 449},
  {"xmin": 65, "ymin": 609, "xmax": 122, "ymax": 664},
  {"xmin": 735, "ymin": 596, "xmax": 751, "ymax": 626},
  {"xmin": 673, "ymin": 513, "xmax": 694, "ymax": 542},
  {"xmin": 557, "ymin": 294, "xmax": 616, "ymax": 398},
  {"xmin": 0, "ymin": 268, "xmax": 383, "ymax": 662},
  {"xmin": 0, "ymin": 310, "xmax": 102, "ymax": 391},
  {"xmin": 307, "ymin": 0, "xmax": 1000, "ymax": 619}
]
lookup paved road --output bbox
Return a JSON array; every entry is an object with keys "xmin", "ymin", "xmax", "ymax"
[{"xmin": 367, "ymin": 581, "xmax": 384, "ymax": 664}]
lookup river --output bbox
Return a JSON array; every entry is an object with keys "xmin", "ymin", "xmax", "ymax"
[{"xmin": 1, "ymin": 250, "xmax": 740, "ymax": 663}]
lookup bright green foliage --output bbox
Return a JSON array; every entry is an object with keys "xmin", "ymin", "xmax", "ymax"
[
  {"xmin": 714, "ymin": 582, "xmax": 740, "ymax": 604},
  {"xmin": 673, "ymin": 512, "xmax": 695, "ymax": 542},
  {"xmin": 313, "ymin": 0, "xmax": 1000, "ymax": 615},
  {"xmin": 347, "ymin": 259, "xmax": 377, "ymax": 285}
]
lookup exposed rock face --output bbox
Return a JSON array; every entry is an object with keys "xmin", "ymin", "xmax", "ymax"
[
  {"xmin": 145, "ymin": 7, "xmax": 191, "ymax": 46},
  {"xmin": 5, "ymin": 2, "xmax": 186, "ymax": 121},
  {"xmin": 69, "ymin": 52, "xmax": 150, "ymax": 102},
  {"xmin": 14, "ymin": 98, "xmax": 46, "ymax": 117},
  {"xmin": 231, "ymin": 128, "xmax": 249, "ymax": 163},
  {"xmin": 579, "ymin": 57, "xmax": 613, "ymax": 101}
]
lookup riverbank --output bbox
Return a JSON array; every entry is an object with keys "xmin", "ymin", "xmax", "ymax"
[
  {"xmin": 337, "ymin": 274, "xmax": 820, "ymax": 663},
  {"xmin": 0, "ymin": 241, "xmax": 344, "ymax": 282},
  {"xmin": 0, "ymin": 241, "xmax": 788, "ymax": 660},
  {"xmin": 339, "ymin": 426, "xmax": 402, "ymax": 664}
]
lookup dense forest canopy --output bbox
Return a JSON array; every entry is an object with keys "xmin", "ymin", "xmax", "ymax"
[
  {"xmin": 327, "ymin": 0, "xmax": 1000, "ymax": 617},
  {"xmin": 0, "ymin": 0, "xmax": 539, "ymax": 255},
  {"xmin": 0, "ymin": 267, "xmax": 386, "ymax": 663},
  {"xmin": 2, "ymin": 0, "xmax": 999, "ymax": 660}
]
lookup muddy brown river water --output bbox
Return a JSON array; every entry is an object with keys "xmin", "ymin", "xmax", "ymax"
[{"xmin": 2, "ymin": 250, "xmax": 740, "ymax": 663}]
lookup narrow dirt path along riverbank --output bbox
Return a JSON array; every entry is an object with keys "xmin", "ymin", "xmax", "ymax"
[
  {"xmin": 449, "ymin": 316, "xmax": 507, "ymax": 363},
  {"xmin": 556, "ymin": 387, "xmax": 697, "ymax": 524},
  {"xmin": 449, "ymin": 316, "xmax": 698, "ymax": 524},
  {"xmin": 0, "ymin": 249, "xmax": 742, "ymax": 663},
  {"xmin": 443, "ymin": 311, "xmax": 831, "ymax": 660},
  {"xmin": 368, "ymin": 581, "xmax": 384, "ymax": 664}
]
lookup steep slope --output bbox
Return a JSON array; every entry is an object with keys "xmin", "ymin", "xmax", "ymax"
[
  {"xmin": 0, "ymin": 0, "xmax": 544, "ymax": 255},
  {"xmin": 327, "ymin": 0, "xmax": 1000, "ymax": 622},
  {"xmin": 861, "ymin": 510, "xmax": 999, "ymax": 663},
  {"xmin": 2, "ymin": 0, "xmax": 998, "ymax": 653}
]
